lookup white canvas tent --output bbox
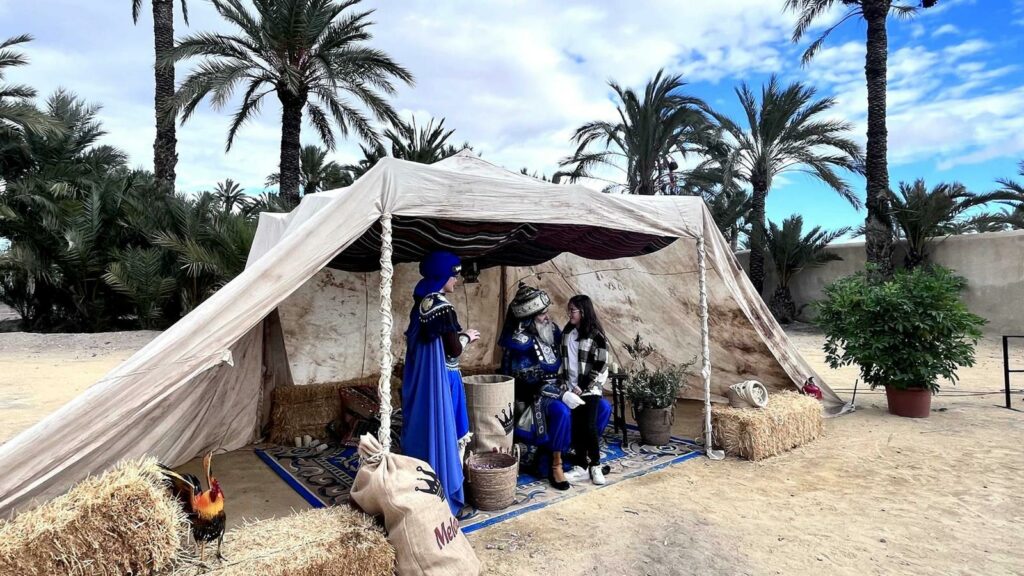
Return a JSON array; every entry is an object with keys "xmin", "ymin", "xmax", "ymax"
[{"xmin": 0, "ymin": 152, "xmax": 848, "ymax": 517}]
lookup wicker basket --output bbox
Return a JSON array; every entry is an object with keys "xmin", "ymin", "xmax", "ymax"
[{"xmin": 466, "ymin": 448, "xmax": 519, "ymax": 511}]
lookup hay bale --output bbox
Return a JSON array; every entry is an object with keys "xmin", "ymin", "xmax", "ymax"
[
  {"xmin": 170, "ymin": 507, "xmax": 394, "ymax": 576},
  {"xmin": 268, "ymin": 382, "xmax": 345, "ymax": 444},
  {"xmin": 712, "ymin": 392, "xmax": 823, "ymax": 461},
  {"xmin": 0, "ymin": 458, "xmax": 187, "ymax": 576}
]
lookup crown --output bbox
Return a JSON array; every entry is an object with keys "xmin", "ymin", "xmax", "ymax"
[{"xmin": 495, "ymin": 402, "xmax": 515, "ymax": 435}]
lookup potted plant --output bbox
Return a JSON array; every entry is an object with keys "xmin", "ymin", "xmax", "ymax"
[
  {"xmin": 815, "ymin": 266, "xmax": 985, "ymax": 418},
  {"xmin": 621, "ymin": 335, "xmax": 695, "ymax": 445}
]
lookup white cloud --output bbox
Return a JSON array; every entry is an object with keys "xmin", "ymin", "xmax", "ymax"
[
  {"xmin": 6, "ymin": 0, "xmax": 815, "ymax": 190},
  {"xmin": 942, "ymin": 39, "xmax": 992, "ymax": 59},
  {"xmin": 799, "ymin": 30, "xmax": 1024, "ymax": 174},
  {"xmin": 4, "ymin": 0, "xmax": 1023, "ymax": 193},
  {"xmin": 932, "ymin": 24, "xmax": 959, "ymax": 37}
]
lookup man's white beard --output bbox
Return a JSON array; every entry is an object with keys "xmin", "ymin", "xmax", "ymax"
[{"xmin": 534, "ymin": 318, "xmax": 555, "ymax": 346}]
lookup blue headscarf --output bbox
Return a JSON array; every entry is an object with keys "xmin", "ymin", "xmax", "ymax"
[{"xmin": 413, "ymin": 251, "xmax": 461, "ymax": 298}]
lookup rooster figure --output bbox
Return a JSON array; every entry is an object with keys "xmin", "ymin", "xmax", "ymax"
[{"xmin": 160, "ymin": 452, "xmax": 227, "ymax": 562}]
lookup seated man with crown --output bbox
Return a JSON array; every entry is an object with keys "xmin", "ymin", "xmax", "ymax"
[{"xmin": 499, "ymin": 283, "xmax": 597, "ymax": 490}]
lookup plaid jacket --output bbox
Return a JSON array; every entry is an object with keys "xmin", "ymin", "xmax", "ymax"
[{"xmin": 558, "ymin": 328, "xmax": 609, "ymax": 396}]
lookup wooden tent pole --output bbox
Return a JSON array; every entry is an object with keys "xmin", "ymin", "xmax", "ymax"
[
  {"xmin": 698, "ymin": 236, "xmax": 725, "ymax": 460},
  {"xmin": 377, "ymin": 214, "xmax": 395, "ymax": 452}
]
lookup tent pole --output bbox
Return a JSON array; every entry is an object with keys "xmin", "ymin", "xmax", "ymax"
[
  {"xmin": 697, "ymin": 236, "xmax": 725, "ymax": 460},
  {"xmin": 377, "ymin": 213, "xmax": 395, "ymax": 453}
]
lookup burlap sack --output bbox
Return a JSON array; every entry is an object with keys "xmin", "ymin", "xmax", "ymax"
[
  {"xmin": 350, "ymin": 434, "xmax": 481, "ymax": 576},
  {"xmin": 462, "ymin": 374, "xmax": 515, "ymax": 454}
]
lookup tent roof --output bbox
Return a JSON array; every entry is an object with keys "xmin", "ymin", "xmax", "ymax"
[{"xmin": 248, "ymin": 151, "xmax": 704, "ymax": 271}]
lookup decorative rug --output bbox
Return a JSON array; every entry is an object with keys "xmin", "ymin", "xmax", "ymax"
[{"xmin": 256, "ymin": 425, "xmax": 700, "ymax": 533}]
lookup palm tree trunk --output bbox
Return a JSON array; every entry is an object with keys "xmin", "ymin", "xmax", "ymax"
[
  {"xmin": 748, "ymin": 184, "xmax": 768, "ymax": 295},
  {"xmin": 769, "ymin": 286, "xmax": 796, "ymax": 324},
  {"xmin": 863, "ymin": 1, "xmax": 894, "ymax": 279},
  {"xmin": 278, "ymin": 92, "xmax": 304, "ymax": 206},
  {"xmin": 152, "ymin": 0, "xmax": 177, "ymax": 190},
  {"xmin": 904, "ymin": 245, "xmax": 925, "ymax": 270}
]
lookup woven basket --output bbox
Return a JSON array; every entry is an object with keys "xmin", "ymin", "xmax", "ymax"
[{"xmin": 466, "ymin": 448, "xmax": 519, "ymax": 511}]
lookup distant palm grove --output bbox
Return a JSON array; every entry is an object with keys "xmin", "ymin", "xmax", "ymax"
[{"xmin": 1, "ymin": 0, "xmax": 1022, "ymax": 331}]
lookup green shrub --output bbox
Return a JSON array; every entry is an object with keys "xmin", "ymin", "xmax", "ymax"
[
  {"xmin": 622, "ymin": 334, "xmax": 695, "ymax": 410},
  {"xmin": 815, "ymin": 266, "xmax": 984, "ymax": 393}
]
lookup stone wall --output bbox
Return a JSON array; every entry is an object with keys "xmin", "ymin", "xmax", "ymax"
[{"xmin": 737, "ymin": 230, "xmax": 1024, "ymax": 335}]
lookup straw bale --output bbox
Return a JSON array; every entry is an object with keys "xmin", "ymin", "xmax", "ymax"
[
  {"xmin": 336, "ymin": 372, "xmax": 402, "ymax": 394},
  {"xmin": 268, "ymin": 366, "xmax": 496, "ymax": 445},
  {"xmin": 169, "ymin": 507, "xmax": 394, "ymax": 576},
  {"xmin": 0, "ymin": 458, "xmax": 187, "ymax": 576},
  {"xmin": 712, "ymin": 392, "xmax": 823, "ymax": 461},
  {"xmin": 268, "ymin": 382, "xmax": 345, "ymax": 444}
]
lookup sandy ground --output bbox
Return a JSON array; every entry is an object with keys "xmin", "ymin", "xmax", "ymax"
[{"xmin": 1, "ymin": 323, "xmax": 1022, "ymax": 575}]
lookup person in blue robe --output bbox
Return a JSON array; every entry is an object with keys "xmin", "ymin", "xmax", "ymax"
[
  {"xmin": 400, "ymin": 251, "xmax": 479, "ymax": 515},
  {"xmin": 499, "ymin": 283, "xmax": 611, "ymax": 490}
]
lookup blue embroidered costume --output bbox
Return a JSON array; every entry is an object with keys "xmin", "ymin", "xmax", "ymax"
[
  {"xmin": 401, "ymin": 252, "xmax": 471, "ymax": 515},
  {"xmin": 500, "ymin": 323, "xmax": 564, "ymax": 447},
  {"xmin": 499, "ymin": 283, "xmax": 611, "ymax": 479}
]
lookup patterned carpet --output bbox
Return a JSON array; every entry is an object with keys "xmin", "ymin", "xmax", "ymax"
[{"xmin": 256, "ymin": 425, "xmax": 700, "ymax": 533}]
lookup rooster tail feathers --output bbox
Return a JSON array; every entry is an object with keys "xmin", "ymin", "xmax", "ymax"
[{"xmin": 159, "ymin": 464, "xmax": 200, "ymax": 498}]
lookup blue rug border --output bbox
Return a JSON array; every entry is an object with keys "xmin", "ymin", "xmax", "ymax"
[
  {"xmin": 461, "ymin": 446, "xmax": 700, "ymax": 534},
  {"xmin": 255, "ymin": 425, "xmax": 703, "ymax": 534},
  {"xmin": 255, "ymin": 448, "xmax": 329, "ymax": 509}
]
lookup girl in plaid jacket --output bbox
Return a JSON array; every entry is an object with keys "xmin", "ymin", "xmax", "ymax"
[{"xmin": 559, "ymin": 294, "xmax": 613, "ymax": 485}]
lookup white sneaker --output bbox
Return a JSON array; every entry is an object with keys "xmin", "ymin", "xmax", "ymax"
[
  {"xmin": 564, "ymin": 466, "xmax": 588, "ymax": 483},
  {"xmin": 589, "ymin": 465, "xmax": 607, "ymax": 485}
]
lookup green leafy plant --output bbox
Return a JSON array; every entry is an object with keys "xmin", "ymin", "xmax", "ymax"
[
  {"xmin": 815, "ymin": 266, "xmax": 985, "ymax": 393},
  {"xmin": 622, "ymin": 334, "xmax": 696, "ymax": 410}
]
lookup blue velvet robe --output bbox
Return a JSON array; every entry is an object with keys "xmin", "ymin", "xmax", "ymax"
[{"xmin": 401, "ymin": 292, "xmax": 469, "ymax": 515}]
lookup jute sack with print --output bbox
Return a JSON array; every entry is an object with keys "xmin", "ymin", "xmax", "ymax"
[
  {"xmin": 463, "ymin": 375, "xmax": 515, "ymax": 454},
  {"xmin": 350, "ymin": 434, "xmax": 480, "ymax": 576}
]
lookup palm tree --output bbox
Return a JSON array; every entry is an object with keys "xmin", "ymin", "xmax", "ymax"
[
  {"xmin": 152, "ymin": 192, "xmax": 255, "ymax": 313},
  {"xmin": 785, "ymin": 0, "xmax": 941, "ymax": 279},
  {"xmin": 764, "ymin": 214, "xmax": 849, "ymax": 323},
  {"xmin": 519, "ymin": 167, "xmax": 553, "ymax": 182},
  {"xmin": 167, "ymin": 0, "xmax": 414, "ymax": 206},
  {"xmin": 997, "ymin": 160, "xmax": 1024, "ymax": 196},
  {"xmin": 985, "ymin": 161, "xmax": 1024, "ymax": 230},
  {"xmin": 1, "ymin": 34, "xmax": 62, "ymax": 179},
  {"xmin": 103, "ymin": 246, "xmax": 176, "ymax": 329},
  {"xmin": 0, "ymin": 89, "xmax": 260, "ymax": 330},
  {"xmin": 889, "ymin": 179, "xmax": 1021, "ymax": 268},
  {"xmin": 384, "ymin": 116, "xmax": 467, "ymax": 163},
  {"xmin": 244, "ymin": 191, "xmax": 293, "ymax": 216},
  {"xmin": 132, "ymin": 0, "xmax": 189, "ymax": 190},
  {"xmin": 342, "ymin": 116, "xmax": 469, "ymax": 179},
  {"xmin": 559, "ymin": 70, "xmax": 712, "ymax": 195},
  {"xmin": 266, "ymin": 144, "xmax": 352, "ymax": 197},
  {"xmin": 343, "ymin": 143, "xmax": 387, "ymax": 181},
  {"xmin": 706, "ymin": 187, "xmax": 752, "ymax": 251},
  {"xmin": 213, "ymin": 178, "xmax": 249, "ymax": 212},
  {"xmin": 711, "ymin": 76, "xmax": 863, "ymax": 294}
]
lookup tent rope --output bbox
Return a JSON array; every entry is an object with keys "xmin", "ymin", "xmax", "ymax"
[
  {"xmin": 377, "ymin": 213, "xmax": 395, "ymax": 453},
  {"xmin": 697, "ymin": 236, "xmax": 725, "ymax": 460}
]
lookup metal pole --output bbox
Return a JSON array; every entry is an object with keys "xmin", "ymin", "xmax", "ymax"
[
  {"xmin": 697, "ymin": 236, "xmax": 724, "ymax": 460},
  {"xmin": 1005, "ymin": 336, "xmax": 1012, "ymax": 410}
]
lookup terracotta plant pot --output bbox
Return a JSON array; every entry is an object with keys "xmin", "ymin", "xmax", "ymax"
[
  {"xmin": 636, "ymin": 406, "xmax": 674, "ymax": 445},
  {"xmin": 884, "ymin": 386, "xmax": 932, "ymax": 418}
]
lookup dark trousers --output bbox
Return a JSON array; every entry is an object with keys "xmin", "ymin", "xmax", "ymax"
[{"xmin": 571, "ymin": 395, "xmax": 603, "ymax": 467}]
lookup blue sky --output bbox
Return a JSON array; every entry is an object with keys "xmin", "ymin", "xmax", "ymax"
[{"xmin": 3, "ymin": 0, "xmax": 1023, "ymax": 234}]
